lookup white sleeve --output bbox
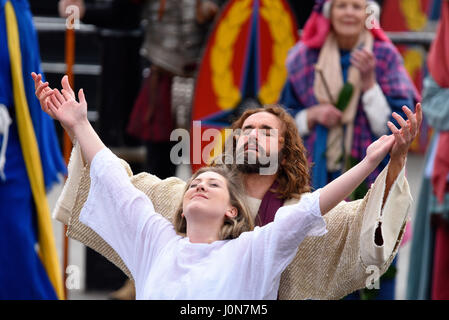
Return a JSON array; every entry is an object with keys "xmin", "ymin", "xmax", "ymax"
[
  {"xmin": 362, "ymin": 84, "xmax": 391, "ymax": 137},
  {"xmin": 243, "ymin": 190, "xmax": 327, "ymax": 287},
  {"xmin": 294, "ymin": 109, "xmax": 310, "ymax": 137},
  {"xmin": 79, "ymin": 148, "xmax": 178, "ymax": 278}
]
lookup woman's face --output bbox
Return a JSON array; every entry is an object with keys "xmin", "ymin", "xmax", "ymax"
[
  {"xmin": 182, "ymin": 171, "xmax": 236, "ymax": 221},
  {"xmin": 331, "ymin": 0, "xmax": 366, "ymax": 40}
]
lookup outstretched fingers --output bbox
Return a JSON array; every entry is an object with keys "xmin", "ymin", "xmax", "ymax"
[
  {"xmin": 402, "ymin": 106, "xmax": 417, "ymax": 135},
  {"xmin": 415, "ymin": 102, "xmax": 423, "ymax": 128},
  {"xmin": 47, "ymin": 98, "xmax": 59, "ymax": 118},
  {"xmin": 54, "ymin": 88, "xmax": 66, "ymax": 105},
  {"xmin": 78, "ymin": 88, "xmax": 86, "ymax": 104},
  {"xmin": 61, "ymin": 75, "xmax": 75, "ymax": 98},
  {"xmin": 61, "ymin": 89, "xmax": 74, "ymax": 101},
  {"xmin": 32, "ymin": 73, "xmax": 49, "ymax": 95},
  {"xmin": 391, "ymin": 113, "xmax": 411, "ymax": 142},
  {"xmin": 387, "ymin": 120, "xmax": 406, "ymax": 145},
  {"xmin": 50, "ymin": 91, "xmax": 62, "ymax": 109},
  {"xmin": 31, "ymin": 72, "xmax": 41, "ymax": 87},
  {"xmin": 35, "ymin": 81, "xmax": 49, "ymax": 97},
  {"xmin": 38, "ymin": 89, "xmax": 54, "ymax": 117},
  {"xmin": 46, "ymin": 99, "xmax": 59, "ymax": 119},
  {"xmin": 39, "ymin": 89, "xmax": 54, "ymax": 107}
]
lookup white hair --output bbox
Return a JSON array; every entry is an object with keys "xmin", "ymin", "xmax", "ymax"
[{"xmin": 323, "ymin": 0, "xmax": 381, "ymax": 20}]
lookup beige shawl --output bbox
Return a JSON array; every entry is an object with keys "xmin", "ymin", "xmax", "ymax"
[
  {"xmin": 314, "ymin": 30, "xmax": 374, "ymax": 171},
  {"xmin": 54, "ymin": 143, "xmax": 411, "ymax": 299}
]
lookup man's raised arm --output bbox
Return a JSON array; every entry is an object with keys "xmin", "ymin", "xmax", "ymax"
[{"xmin": 320, "ymin": 103, "xmax": 422, "ymax": 215}]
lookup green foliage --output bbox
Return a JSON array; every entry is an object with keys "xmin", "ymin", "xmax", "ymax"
[{"xmin": 336, "ymin": 82, "xmax": 354, "ymax": 111}]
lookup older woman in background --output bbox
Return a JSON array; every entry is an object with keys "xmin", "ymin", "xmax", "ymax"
[
  {"xmin": 278, "ymin": 0, "xmax": 420, "ymax": 299},
  {"xmin": 279, "ymin": 0, "xmax": 419, "ymax": 194}
]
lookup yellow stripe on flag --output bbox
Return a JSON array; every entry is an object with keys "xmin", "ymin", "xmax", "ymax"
[{"xmin": 5, "ymin": 0, "xmax": 64, "ymax": 300}]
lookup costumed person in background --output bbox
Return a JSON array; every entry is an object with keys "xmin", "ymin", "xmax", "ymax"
[
  {"xmin": 278, "ymin": 0, "xmax": 420, "ymax": 299},
  {"xmin": 126, "ymin": 0, "xmax": 225, "ymax": 179},
  {"xmin": 406, "ymin": 0, "xmax": 449, "ymax": 300},
  {"xmin": 34, "ymin": 73, "xmax": 422, "ymax": 300},
  {"xmin": 0, "ymin": 0, "xmax": 66, "ymax": 299}
]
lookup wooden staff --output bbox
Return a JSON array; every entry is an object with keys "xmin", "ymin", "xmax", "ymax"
[
  {"xmin": 315, "ymin": 66, "xmax": 336, "ymax": 105},
  {"xmin": 63, "ymin": 21, "xmax": 76, "ymax": 301}
]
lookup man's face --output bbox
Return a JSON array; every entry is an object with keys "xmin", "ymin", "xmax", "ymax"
[{"xmin": 235, "ymin": 112, "xmax": 284, "ymax": 175}]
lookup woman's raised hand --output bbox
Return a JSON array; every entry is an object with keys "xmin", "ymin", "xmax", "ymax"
[
  {"xmin": 32, "ymin": 72, "xmax": 55, "ymax": 116},
  {"xmin": 46, "ymin": 83, "xmax": 88, "ymax": 132},
  {"xmin": 32, "ymin": 73, "xmax": 79, "ymax": 141},
  {"xmin": 32, "ymin": 73, "xmax": 104, "ymax": 165},
  {"xmin": 365, "ymin": 134, "xmax": 395, "ymax": 167}
]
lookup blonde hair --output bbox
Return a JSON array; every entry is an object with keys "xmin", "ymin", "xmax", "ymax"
[{"xmin": 173, "ymin": 166, "xmax": 254, "ymax": 240}]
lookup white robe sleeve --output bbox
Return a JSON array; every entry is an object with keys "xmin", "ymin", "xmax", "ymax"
[
  {"xmin": 294, "ymin": 109, "xmax": 310, "ymax": 137},
  {"xmin": 241, "ymin": 190, "xmax": 327, "ymax": 293},
  {"xmin": 79, "ymin": 148, "xmax": 178, "ymax": 278},
  {"xmin": 362, "ymin": 83, "xmax": 392, "ymax": 137}
]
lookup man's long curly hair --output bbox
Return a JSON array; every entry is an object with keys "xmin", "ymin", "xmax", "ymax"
[{"xmin": 216, "ymin": 104, "xmax": 311, "ymax": 200}]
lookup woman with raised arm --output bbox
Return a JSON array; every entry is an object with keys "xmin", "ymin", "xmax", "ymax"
[{"xmin": 37, "ymin": 74, "xmax": 413, "ymax": 299}]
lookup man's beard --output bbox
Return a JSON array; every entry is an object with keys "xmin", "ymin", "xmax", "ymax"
[
  {"xmin": 236, "ymin": 161, "xmax": 268, "ymax": 174},
  {"xmin": 235, "ymin": 143, "xmax": 283, "ymax": 175}
]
